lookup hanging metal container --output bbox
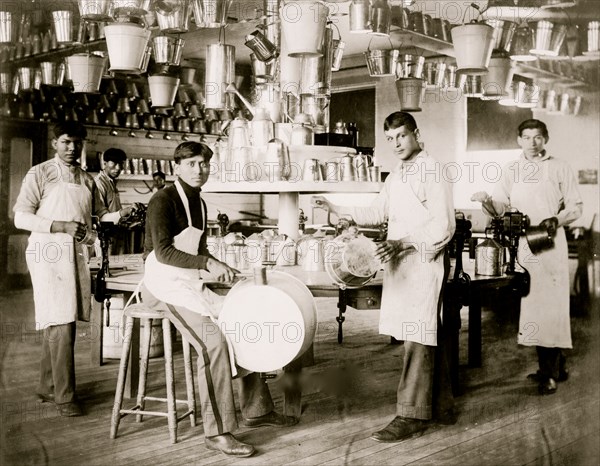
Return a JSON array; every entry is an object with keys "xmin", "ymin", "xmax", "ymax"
[
  {"xmin": 396, "ymin": 54, "xmax": 425, "ymax": 79},
  {"xmin": 104, "ymin": 22, "xmax": 151, "ymax": 73},
  {"xmin": 152, "ymin": 36, "xmax": 185, "ymax": 65},
  {"xmin": 205, "ymin": 43, "xmax": 235, "ymax": 110},
  {"xmin": 155, "ymin": 0, "xmax": 192, "ymax": 33},
  {"xmin": 530, "ymin": 21, "xmax": 567, "ymax": 57},
  {"xmin": 192, "ymin": 0, "xmax": 233, "ymax": 28},
  {"xmin": 112, "ymin": 0, "xmax": 152, "ymax": 16},
  {"xmin": 585, "ymin": 21, "xmax": 599, "ymax": 54},
  {"xmin": 481, "ymin": 57, "xmax": 514, "ymax": 100},
  {"xmin": 280, "ymin": 0, "xmax": 329, "ymax": 57},
  {"xmin": 245, "ymin": 30, "xmax": 277, "ymax": 62},
  {"xmin": 424, "ymin": 62, "xmax": 446, "ymax": 88},
  {"xmin": 451, "ymin": 22, "xmax": 494, "ymax": 74},
  {"xmin": 0, "ymin": 10, "xmax": 16, "ymax": 44},
  {"xmin": 52, "ymin": 10, "xmax": 74, "ymax": 44},
  {"xmin": 485, "ymin": 19, "xmax": 517, "ymax": 53},
  {"xmin": 370, "ymin": 0, "xmax": 391, "ymax": 36},
  {"xmin": 395, "ymin": 77, "xmax": 426, "ymax": 111},
  {"xmin": 78, "ymin": 0, "xmax": 113, "ymax": 21},
  {"xmin": 349, "ymin": 0, "xmax": 370, "ymax": 33},
  {"xmin": 475, "ymin": 237, "xmax": 502, "ymax": 276},
  {"xmin": 40, "ymin": 62, "xmax": 65, "ymax": 86},
  {"xmin": 364, "ymin": 37, "xmax": 399, "ymax": 78}
]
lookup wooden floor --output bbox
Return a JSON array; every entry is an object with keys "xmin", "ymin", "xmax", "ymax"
[{"xmin": 1, "ymin": 290, "xmax": 599, "ymax": 466}]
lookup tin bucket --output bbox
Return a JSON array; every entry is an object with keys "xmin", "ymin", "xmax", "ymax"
[
  {"xmin": 424, "ymin": 62, "xmax": 446, "ymax": 88},
  {"xmin": 67, "ymin": 54, "xmax": 104, "ymax": 93},
  {"xmin": 112, "ymin": 0, "xmax": 152, "ymax": 15},
  {"xmin": 149, "ymin": 75, "xmax": 180, "ymax": 108},
  {"xmin": 280, "ymin": 0, "xmax": 329, "ymax": 57},
  {"xmin": 155, "ymin": 0, "xmax": 192, "ymax": 33},
  {"xmin": 486, "ymin": 19, "xmax": 517, "ymax": 53},
  {"xmin": 364, "ymin": 37, "xmax": 399, "ymax": 77},
  {"xmin": 525, "ymin": 226, "xmax": 554, "ymax": 255},
  {"xmin": 40, "ymin": 62, "xmax": 65, "ymax": 86},
  {"xmin": 0, "ymin": 10, "xmax": 15, "ymax": 44},
  {"xmin": 153, "ymin": 36, "xmax": 185, "ymax": 65},
  {"xmin": 104, "ymin": 23, "xmax": 151, "ymax": 73},
  {"xmin": 192, "ymin": 0, "xmax": 233, "ymax": 28},
  {"xmin": 52, "ymin": 10, "xmax": 74, "ymax": 44},
  {"xmin": 451, "ymin": 22, "xmax": 494, "ymax": 74},
  {"xmin": 17, "ymin": 67, "xmax": 36, "ymax": 91},
  {"xmin": 0, "ymin": 72, "xmax": 11, "ymax": 94},
  {"xmin": 395, "ymin": 78, "xmax": 426, "ymax": 112},
  {"xmin": 219, "ymin": 269, "xmax": 317, "ymax": 372},
  {"xmin": 324, "ymin": 233, "xmax": 381, "ymax": 288},
  {"xmin": 587, "ymin": 21, "xmax": 599, "ymax": 53},
  {"xmin": 205, "ymin": 43, "xmax": 235, "ymax": 110},
  {"xmin": 397, "ymin": 54, "xmax": 425, "ymax": 79},
  {"xmin": 78, "ymin": 0, "xmax": 113, "ymax": 21},
  {"xmin": 481, "ymin": 57, "xmax": 514, "ymax": 99},
  {"xmin": 531, "ymin": 21, "xmax": 567, "ymax": 57}
]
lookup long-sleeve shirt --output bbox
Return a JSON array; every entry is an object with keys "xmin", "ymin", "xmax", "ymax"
[
  {"xmin": 143, "ymin": 178, "xmax": 215, "ymax": 270},
  {"xmin": 347, "ymin": 151, "xmax": 455, "ymax": 256},
  {"xmin": 491, "ymin": 152, "xmax": 583, "ymax": 226},
  {"xmin": 13, "ymin": 155, "xmax": 120, "ymax": 232},
  {"xmin": 94, "ymin": 170, "xmax": 122, "ymax": 212}
]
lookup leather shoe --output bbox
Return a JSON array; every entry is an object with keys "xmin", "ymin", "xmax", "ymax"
[
  {"xmin": 36, "ymin": 392, "xmax": 55, "ymax": 403},
  {"xmin": 370, "ymin": 417, "xmax": 429, "ymax": 443},
  {"xmin": 241, "ymin": 411, "xmax": 298, "ymax": 428},
  {"xmin": 538, "ymin": 377, "xmax": 558, "ymax": 395},
  {"xmin": 205, "ymin": 433, "xmax": 255, "ymax": 457},
  {"xmin": 57, "ymin": 402, "xmax": 83, "ymax": 417},
  {"xmin": 527, "ymin": 369, "xmax": 569, "ymax": 383}
]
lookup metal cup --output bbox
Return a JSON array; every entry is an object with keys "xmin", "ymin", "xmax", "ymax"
[
  {"xmin": 52, "ymin": 10, "xmax": 73, "ymax": 43},
  {"xmin": 369, "ymin": 166, "xmax": 381, "ymax": 182},
  {"xmin": 324, "ymin": 161, "xmax": 340, "ymax": 182},
  {"xmin": 0, "ymin": 11, "xmax": 15, "ymax": 44},
  {"xmin": 340, "ymin": 155, "xmax": 355, "ymax": 181},
  {"xmin": 331, "ymin": 39, "xmax": 345, "ymax": 71},
  {"xmin": 303, "ymin": 159, "xmax": 323, "ymax": 182}
]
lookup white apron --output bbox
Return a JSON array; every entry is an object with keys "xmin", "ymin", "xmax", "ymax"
[
  {"xmin": 510, "ymin": 160, "xmax": 571, "ymax": 348},
  {"xmin": 144, "ymin": 180, "xmax": 223, "ymax": 320},
  {"xmin": 379, "ymin": 171, "xmax": 445, "ymax": 346},
  {"xmin": 26, "ymin": 174, "xmax": 92, "ymax": 328}
]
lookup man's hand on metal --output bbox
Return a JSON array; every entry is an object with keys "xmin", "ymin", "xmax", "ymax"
[
  {"xmin": 539, "ymin": 216, "xmax": 559, "ymax": 237},
  {"xmin": 375, "ymin": 240, "xmax": 404, "ymax": 263},
  {"xmin": 51, "ymin": 220, "xmax": 87, "ymax": 240}
]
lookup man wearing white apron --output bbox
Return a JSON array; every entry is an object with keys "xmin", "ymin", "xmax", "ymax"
[
  {"xmin": 472, "ymin": 119, "xmax": 582, "ymax": 395},
  {"xmin": 314, "ymin": 112, "xmax": 456, "ymax": 442},
  {"xmin": 13, "ymin": 122, "xmax": 123, "ymax": 417},
  {"xmin": 142, "ymin": 142, "xmax": 296, "ymax": 458}
]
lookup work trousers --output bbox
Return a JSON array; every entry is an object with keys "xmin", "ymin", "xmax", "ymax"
[
  {"xmin": 536, "ymin": 346, "xmax": 566, "ymax": 380},
  {"xmin": 38, "ymin": 322, "xmax": 77, "ymax": 404},
  {"xmin": 141, "ymin": 286, "xmax": 274, "ymax": 437},
  {"xmin": 395, "ymin": 326, "xmax": 455, "ymax": 421}
]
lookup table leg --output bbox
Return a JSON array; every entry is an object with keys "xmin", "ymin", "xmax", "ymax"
[
  {"xmin": 282, "ymin": 345, "xmax": 313, "ymax": 419},
  {"xmin": 337, "ymin": 289, "xmax": 347, "ymax": 344},
  {"xmin": 468, "ymin": 290, "xmax": 482, "ymax": 368},
  {"xmin": 443, "ymin": 284, "xmax": 462, "ymax": 394},
  {"xmin": 90, "ymin": 298, "xmax": 104, "ymax": 366}
]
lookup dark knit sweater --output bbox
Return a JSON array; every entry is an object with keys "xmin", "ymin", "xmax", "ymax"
[{"xmin": 143, "ymin": 178, "xmax": 213, "ymax": 269}]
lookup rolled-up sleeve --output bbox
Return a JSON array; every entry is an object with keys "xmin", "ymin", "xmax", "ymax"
[{"xmin": 13, "ymin": 167, "xmax": 53, "ymax": 233}]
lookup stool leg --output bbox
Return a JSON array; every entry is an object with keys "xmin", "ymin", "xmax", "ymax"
[
  {"xmin": 182, "ymin": 336, "xmax": 196, "ymax": 427},
  {"xmin": 136, "ymin": 317, "xmax": 153, "ymax": 423},
  {"xmin": 110, "ymin": 315, "xmax": 134, "ymax": 439},
  {"xmin": 162, "ymin": 318, "xmax": 178, "ymax": 444}
]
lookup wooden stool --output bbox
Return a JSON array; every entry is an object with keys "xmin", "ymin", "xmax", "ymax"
[{"xmin": 110, "ymin": 303, "xmax": 196, "ymax": 444}]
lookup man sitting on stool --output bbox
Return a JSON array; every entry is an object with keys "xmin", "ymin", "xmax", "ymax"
[{"xmin": 142, "ymin": 141, "xmax": 296, "ymax": 458}]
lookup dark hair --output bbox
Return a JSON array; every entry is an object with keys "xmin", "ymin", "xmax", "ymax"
[
  {"xmin": 152, "ymin": 171, "xmax": 166, "ymax": 180},
  {"xmin": 173, "ymin": 141, "xmax": 213, "ymax": 164},
  {"xmin": 103, "ymin": 148, "xmax": 127, "ymax": 164},
  {"xmin": 53, "ymin": 121, "xmax": 87, "ymax": 139},
  {"xmin": 518, "ymin": 119, "xmax": 549, "ymax": 141},
  {"xmin": 383, "ymin": 112, "xmax": 418, "ymax": 132}
]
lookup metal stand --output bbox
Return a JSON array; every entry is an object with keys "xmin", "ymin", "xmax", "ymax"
[{"xmin": 336, "ymin": 288, "xmax": 347, "ymax": 344}]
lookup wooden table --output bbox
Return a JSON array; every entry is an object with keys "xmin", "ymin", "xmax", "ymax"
[{"xmin": 90, "ymin": 255, "xmax": 522, "ymax": 404}]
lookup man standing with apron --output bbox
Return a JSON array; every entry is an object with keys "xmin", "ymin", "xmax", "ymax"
[
  {"xmin": 13, "ymin": 122, "xmax": 122, "ymax": 416},
  {"xmin": 472, "ymin": 119, "xmax": 583, "ymax": 395},
  {"xmin": 313, "ymin": 112, "xmax": 456, "ymax": 442},
  {"xmin": 142, "ymin": 142, "xmax": 296, "ymax": 458}
]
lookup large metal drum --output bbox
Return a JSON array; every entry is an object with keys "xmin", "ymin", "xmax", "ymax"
[{"xmin": 218, "ymin": 270, "xmax": 317, "ymax": 372}]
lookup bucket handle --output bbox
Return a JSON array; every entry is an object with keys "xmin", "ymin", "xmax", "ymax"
[
  {"xmin": 367, "ymin": 35, "xmax": 394, "ymax": 52},
  {"xmin": 462, "ymin": 2, "xmax": 484, "ymax": 24},
  {"xmin": 328, "ymin": 20, "xmax": 341, "ymax": 41}
]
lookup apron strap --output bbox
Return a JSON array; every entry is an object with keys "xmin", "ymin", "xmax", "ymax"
[{"xmin": 175, "ymin": 180, "xmax": 194, "ymax": 227}]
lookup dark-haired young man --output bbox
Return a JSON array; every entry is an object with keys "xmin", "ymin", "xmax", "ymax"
[
  {"xmin": 142, "ymin": 141, "xmax": 296, "ymax": 458},
  {"xmin": 13, "ymin": 122, "xmax": 122, "ymax": 417},
  {"xmin": 313, "ymin": 111, "xmax": 456, "ymax": 442},
  {"xmin": 472, "ymin": 119, "xmax": 583, "ymax": 395}
]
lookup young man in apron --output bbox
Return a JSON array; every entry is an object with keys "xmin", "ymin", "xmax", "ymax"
[
  {"xmin": 472, "ymin": 119, "xmax": 583, "ymax": 395},
  {"xmin": 13, "ymin": 122, "xmax": 124, "ymax": 416},
  {"xmin": 141, "ymin": 142, "xmax": 297, "ymax": 458},
  {"xmin": 313, "ymin": 112, "xmax": 456, "ymax": 442},
  {"xmin": 94, "ymin": 148, "xmax": 139, "ymax": 254}
]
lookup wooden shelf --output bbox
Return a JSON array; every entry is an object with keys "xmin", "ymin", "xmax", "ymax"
[
  {"xmin": 203, "ymin": 180, "xmax": 383, "ymax": 194},
  {"xmin": 516, "ymin": 62, "xmax": 589, "ymax": 88},
  {"xmin": 390, "ymin": 28, "xmax": 455, "ymax": 58},
  {"xmin": 3, "ymin": 40, "xmax": 107, "ymax": 68}
]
